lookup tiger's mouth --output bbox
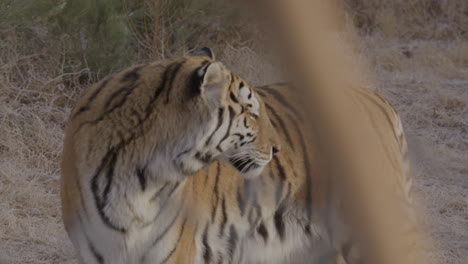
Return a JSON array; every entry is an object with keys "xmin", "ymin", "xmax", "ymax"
[
  {"xmin": 227, "ymin": 155, "xmax": 271, "ymax": 179},
  {"xmin": 229, "ymin": 157, "xmax": 261, "ymax": 172}
]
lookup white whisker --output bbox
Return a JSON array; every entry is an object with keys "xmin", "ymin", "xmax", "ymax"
[{"xmin": 240, "ymin": 159, "xmax": 256, "ymax": 174}]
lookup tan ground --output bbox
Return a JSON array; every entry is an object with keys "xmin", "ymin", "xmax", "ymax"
[{"xmin": 0, "ymin": 6, "xmax": 467, "ymax": 264}]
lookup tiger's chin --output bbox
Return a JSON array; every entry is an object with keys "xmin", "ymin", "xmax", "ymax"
[{"xmin": 240, "ymin": 165, "xmax": 267, "ymax": 179}]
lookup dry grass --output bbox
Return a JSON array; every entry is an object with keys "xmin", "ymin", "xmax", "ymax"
[
  {"xmin": 1, "ymin": 1, "xmax": 467, "ymax": 263},
  {"xmin": 345, "ymin": 0, "xmax": 468, "ymax": 39}
]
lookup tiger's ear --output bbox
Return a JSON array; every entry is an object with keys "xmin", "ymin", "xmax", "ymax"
[
  {"xmin": 196, "ymin": 62, "xmax": 229, "ymax": 105},
  {"xmin": 189, "ymin": 47, "xmax": 215, "ymax": 60}
]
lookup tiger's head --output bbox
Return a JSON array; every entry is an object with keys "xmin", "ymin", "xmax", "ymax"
[{"xmin": 173, "ymin": 47, "xmax": 280, "ymax": 179}]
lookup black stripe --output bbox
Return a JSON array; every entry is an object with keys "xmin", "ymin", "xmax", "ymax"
[
  {"xmin": 140, "ymin": 205, "xmax": 184, "ymax": 263},
  {"xmin": 121, "ymin": 66, "xmax": 142, "ymax": 82},
  {"xmin": 273, "ymin": 156, "xmax": 286, "ymax": 181},
  {"xmin": 206, "ymin": 107, "xmax": 225, "ymax": 146},
  {"xmin": 159, "ymin": 218, "xmax": 188, "ymax": 264},
  {"xmin": 356, "ymin": 89, "xmax": 400, "ymax": 145},
  {"xmin": 150, "ymin": 182, "xmax": 169, "ymax": 202},
  {"xmin": 247, "ymin": 187, "xmax": 261, "ymax": 225},
  {"xmin": 277, "ymin": 179, "xmax": 291, "ymax": 204},
  {"xmin": 130, "ymin": 109, "xmax": 145, "ymax": 135},
  {"xmin": 230, "ymin": 92, "xmax": 239, "ymax": 103},
  {"xmin": 269, "ymin": 171, "xmax": 276, "ymax": 180},
  {"xmin": 357, "ymin": 89, "xmax": 395, "ymax": 128},
  {"xmin": 274, "ymin": 174, "xmax": 284, "ymax": 205},
  {"xmin": 283, "ymin": 183, "xmax": 292, "ymax": 204},
  {"xmin": 144, "ymin": 183, "xmax": 180, "ymax": 228},
  {"xmin": 271, "ymin": 157, "xmax": 288, "ymax": 205},
  {"xmin": 202, "ymin": 224, "xmax": 213, "ymax": 263},
  {"xmin": 216, "ymin": 106, "xmax": 235, "ymax": 152},
  {"xmin": 195, "ymin": 151, "xmax": 213, "ymax": 163},
  {"xmin": 264, "ymin": 103, "xmax": 295, "ymax": 151},
  {"xmin": 164, "ymin": 60, "xmax": 186, "ymax": 104},
  {"xmin": 176, "ymin": 148, "xmax": 191, "ymax": 159},
  {"xmin": 75, "ymin": 175, "xmax": 90, "ymax": 220},
  {"xmin": 79, "ymin": 216, "xmax": 104, "ymax": 264},
  {"xmin": 243, "ymin": 165, "xmax": 260, "ymax": 177},
  {"xmin": 82, "ymin": 74, "xmax": 139, "ymax": 128},
  {"xmin": 90, "ymin": 149, "xmax": 126, "ymax": 233},
  {"xmin": 227, "ymin": 225, "xmax": 238, "ymax": 262},
  {"xmin": 74, "ymin": 64, "xmax": 166, "ymax": 134},
  {"xmin": 104, "ymin": 66, "xmax": 142, "ymax": 109},
  {"xmin": 256, "ymin": 82, "xmax": 290, "ymax": 90},
  {"xmin": 187, "ymin": 60, "xmax": 209, "ymax": 98},
  {"xmin": 166, "ymin": 182, "xmax": 180, "ymax": 197},
  {"xmin": 136, "ymin": 166, "xmax": 147, "ymax": 191},
  {"xmin": 102, "ymin": 153, "xmax": 117, "ymax": 207},
  {"xmin": 232, "ymin": 133, "xmax": 245, "ymax": 140},
  {"xmin": 243, "ymin": 116, "xmax": 249, "ymax": 128},
  {"xmin": 218, "ymin": 197, "xmax": 227, "ymax": 237},
  {"xmin": 287, "ymin": 113, "xmax": 313, "ymax": 219},
  {"xmin": 257, "ymin": 222, "xmax": 268, "ymax": 243},
  {"xmin": 143, "ymin": 63, "xmax": 176, "ymax": 116},
  {"xmin": 237, "ymin": 186, "xmax": 247, "ymax": 217},
  {"xmin": 252, "ymin": 192, "xmax": 262, "ymax": 220},
  {"xmin": 216, "ymin": 254, "xmax": 224, "ymax": 264},
  {"xmin": 104, "ymin": 85, "xmax": 136, "ymax": 110},
  {"xmin": 72, "ymin": 76, "xmax": 111, "ymax": 119},
  {"xmin": 211, "ymin": 162, "xmax": 221, "ymax": 222},
  {"xmin": 341, "ymin": 241, "xmax": 355, "ymax": 262},
  {"xmin": 270, "ymin": 119, "xmax": 278, "ymax": 129},
  {"xmin": 273, "ymin": 206, "xmax": 285, "ymax": 241},
  {"xmin": 150, "ymin": 205, "xmax": 183, "ymax": 247},
  {"xmin": 257, "ymin": 85, "xmax": 302, "ymax": 120},
  {"xmin": 243, "ymin": 136, "xmax": 257, "ymax": 145},
  {"xmin": 304, "ymin": 224, "xmax": 312, "ymax": 237},
  {"xmin": 89, "ymin": 241, "xmax": 104, "ymax": 264}
]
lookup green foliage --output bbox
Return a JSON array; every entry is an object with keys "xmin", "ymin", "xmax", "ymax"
[
  {"xmin": 0, "ymin": 0, "xmax": 248, "ymax": 76},
  {"xmin": 1, "ymin": 0, "xmax": 134, "ymax": 76},
  {"xmin": 56, "ymin": 0, "xmax": 133, "ymax": 74}
]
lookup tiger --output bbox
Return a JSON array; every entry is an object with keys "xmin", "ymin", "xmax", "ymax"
[{"xmin": 60, "ymin": 47, "xmax": 414, "ymax": 264}]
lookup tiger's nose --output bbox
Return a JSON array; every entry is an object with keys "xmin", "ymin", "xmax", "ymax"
[{"xmin": 272, "ymin": 145, "xmax": 281, "ymax": 155}]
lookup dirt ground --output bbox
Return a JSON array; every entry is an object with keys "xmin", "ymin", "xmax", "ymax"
[
  {"xmin": 370, "ymin": 38, "xmax": 468, "ymax": 264},
  {"xmin": 0, "ymin": 12, "xmax": 467, "ymax": 264}
]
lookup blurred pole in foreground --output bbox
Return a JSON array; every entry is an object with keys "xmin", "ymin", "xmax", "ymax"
[{"xmin": 246, "ymin": 1, "xmax": 423, "ymax": 263}]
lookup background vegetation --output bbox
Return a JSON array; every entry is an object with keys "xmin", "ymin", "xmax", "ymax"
[{"xmin": 0, "ymin": 0, "xmax": 467, "ymax": 263}]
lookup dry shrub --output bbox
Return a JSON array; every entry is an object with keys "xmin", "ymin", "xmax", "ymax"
[
  {"xmin": 0, "ymin": 30, "xmax": 79, "ymax": 263},
  {"xmin": 363, "ymin": 37, "xmax": 468, "ymax": 80},
  {"xmin": 345, "ymin": 0, "xmax": 468, "ymax": 39}
]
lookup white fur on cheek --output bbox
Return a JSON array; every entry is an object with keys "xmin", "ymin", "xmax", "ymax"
[{"xmin": 238, "ymin": 87, "xmax": 260, "ymax": 116}]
